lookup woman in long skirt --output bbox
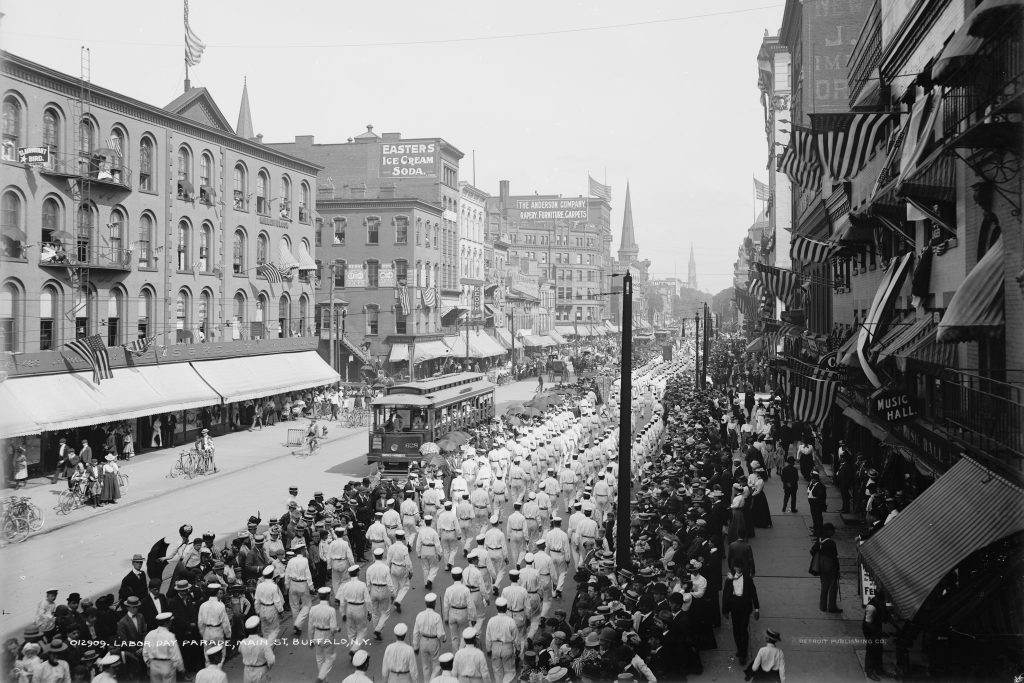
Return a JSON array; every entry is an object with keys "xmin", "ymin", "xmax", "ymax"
[
  {"xmin": 98, "ymin": 455, "xmax": 121, "ymax": 505},
  {"xmin": 727, "ymin": 483, "xmax": 748, "ymax": 543},
  {"xmin": 750, "ymin": 469, "xmax": 773, "ymax": 528}
]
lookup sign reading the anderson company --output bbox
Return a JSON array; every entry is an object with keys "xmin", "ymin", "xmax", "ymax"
[
  {"xmin": 873, "ymin": 390, "xmax": 918, "ymax": 424},
  {"xmin": 514, "ymin": 198, "xmax": 589, "ymax": 224}
]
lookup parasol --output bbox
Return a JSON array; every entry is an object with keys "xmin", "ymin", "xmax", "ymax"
[
  {"xmin": 437, "ymin": 436, "xmax": 461, "ymax": 451},
  {"xmin": 517, "ymin": 406, "xmax": 543, "ymax": 418},
  {"xmin": 447, "ymin": 431, "xmax": 471, "ymax": 445},
  {"xmin": 419, "ymin": 442, "xmax": 440, "ymax": 456},
  {"xmin": 50, "ymin": 230, "xmax": 75, "ymax": 242}
]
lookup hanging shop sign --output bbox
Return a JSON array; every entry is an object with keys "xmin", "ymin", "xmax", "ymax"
[{"xmin": 873, "ymin": 390, "xmax": 918, "ymax": 424}]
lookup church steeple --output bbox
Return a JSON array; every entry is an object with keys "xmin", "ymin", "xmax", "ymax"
[
  {"xmin": 617, "ymin": 181, "xmax": 639, "ymax": 263},
  {"xmin": 236, "ymin": 77, "xmax": 254, "ymax": 140},
  {"xmin": 687, "ymin": 242, "xmax": 698, "ymax": 289}
]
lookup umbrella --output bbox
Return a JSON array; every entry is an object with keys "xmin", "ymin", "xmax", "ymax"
[
  {"xmin": 147, "ymin": 537, "xmax": 170, "ymax": 582},
  {"xmin": 437, "ymin": 437, "xmax": 460, "ymax": 451},
  {"xmin": 506, "ymin": 415, "xmax": 524, "ymax": 427},
  {"xmin": 526, "ymin": 395, "xmax": 559, "ymax": 410},
  {"xmin": 428, "ymin": 452, "xmax": 447, "ymax": 469},
  {"xmin": 503, "ymin": 403, "xmax": 526, "ymax": 415},
  {"xmin": 419, "ymin": 442, "xmax": 440, "ymax": 456},
  {"xmin": 448, "ymin": 431, "xmax": 471, "ymax": 444},
  {"xmin": 1, "ymin": 225, "xmax": 27, "ymax": 241},
  {"xmin": 517, "ymin": 406, "xmax": 543, "ymax": 418},
  {"xmin": 50, "ymin": 230, "xmax": 75, "ymax": 242}
]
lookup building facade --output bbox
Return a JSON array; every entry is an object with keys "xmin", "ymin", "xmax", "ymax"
[{"xmin": 458, "ymin": 182, "xmax": 488, "ymax": 322}]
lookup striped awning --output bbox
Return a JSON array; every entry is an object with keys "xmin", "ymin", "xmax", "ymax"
[
  {"xmin": 388, "ymin": 340, "xmax": 452, "ymax": 364},
  {"xmin": 938, "ymin": 236, "xmax": 1005, "ymax": 343},
  {"xmin": 554, "ymin": 325, "xmax": 576, "ymax": 337},
  {"xmin": 278, "ymin": 239, "xmax": 301, "ymax": 270},
  {"xmin": 875, "ymin": 316, "xmax": 934, "ymax": 364},
  {"xmin": 521, "ymin": 334, "xmax": 551, "ymax": 348},
  {"xmin": 896, "ymin": 327, "xmax": 958, "ymax": 371},
  {"xmin": 856, "ymin": 252, "xmax": 915, "ymax": 388},
  {"xmin": 547, "ymin": 330, "xmax": 567, "ymax": 345},
  {"xmin": 296, "ymin": 241, "xmax": 318, "ymax": 271},
  {"xmin": 472, "ymin": 332, "xmax": 507, "ymax": 357},
  {"xmin": 859, "ymin": 456, "xmax": 1024, "ymax": 620},
  {"xmin": 493, "ymin": 328, "xmax": 513, "ymax": 349}
]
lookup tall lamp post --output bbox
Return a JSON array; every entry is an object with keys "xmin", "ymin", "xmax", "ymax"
[
  {"xmin": 615, "ymin": 271, "xmax": 633, "ymax": 571},
  {"xmin": 694, "ymin": 311, "xmax": 700, "ymax": 380}
]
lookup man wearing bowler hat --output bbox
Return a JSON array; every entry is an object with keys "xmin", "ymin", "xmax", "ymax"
[{"xmin": 116, "ymin": 595, "xmax": 148, "ymax": 678}]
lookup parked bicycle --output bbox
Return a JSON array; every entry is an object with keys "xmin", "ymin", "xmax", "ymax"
[
  {"xmin": 168, "ymin": 448, "xmax": 216, "ymax": 479},
  {"xmin": 56, "ymin": 486, "xmax": 89, "ymax": 515},
  {"xmin": 1, "ymin": 496, "xmax": 43, "ymax": 542}
]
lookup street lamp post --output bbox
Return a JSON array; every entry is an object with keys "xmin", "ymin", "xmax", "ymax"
[{"xmin": 616, "ymin": 271, "xmax": 633, "ymax": 571}]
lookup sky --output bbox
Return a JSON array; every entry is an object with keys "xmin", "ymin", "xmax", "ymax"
[{"xmin": 2, "ymin": 0, "xmax": 785, "ymax": 295}]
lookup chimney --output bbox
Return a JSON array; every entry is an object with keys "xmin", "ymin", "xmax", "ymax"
[
  {"xmin": 499, "ymin": 180, "xmax": 510, "ymax": 209},
  {"xmin": 255, "ymin": 133, "xmax": 263, "ymax": 144}
]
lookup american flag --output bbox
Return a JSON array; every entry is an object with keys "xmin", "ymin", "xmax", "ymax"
[
  {"xmin": 124, "ymin": 336, "xmax": 156, "ymax": 357},
  {"xmin": 790, "ymin": 234, "xmax": 838, "ymax": 265},
  {"xmin": 779, "ymin": 367, "xmax": 838, "ymax": 429},
  {"xmin": 104, "ymin": 136, "xmax": 122, "ymax": 155},
  {"xmin": 588, "ymin": 175, "xmax": 612, "ymax": 202},
  {"xmin": 753, "ymin": 176, "xmax": 771, "ymax": 202},
  {"xmin": 397, "ymin": 282, "xmax": 411, "ymax": 313},
  {"xmin": 64, "ymin": 334, "xmax": 113, "ymax": 384},
  {"xmin": 258, "ymin": 262, "xmax": 283, "ymax": 284},
  {"xmin": 184, "ymin": 0, "xmax": 206, "ymax": 67},
  {"xmin": 812, "ymin": 112, "xmax": 894, "ymax": 181},
  {"xmin": 754, "ymin": 262, "xmax": 801, "ymax": 307},
  {"xmin": 777, "ymin": 126, "xmax": 823, "ymax": 191}
]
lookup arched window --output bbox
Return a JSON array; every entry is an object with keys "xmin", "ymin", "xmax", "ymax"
[
  {"xmin": 177, "ymin": 220, "xmax": 191, "ymax": 271},
  {"xmin": 176, "ymin": 288, "xmax": 192, "ymax": 331},
  {"xmin": 416, "ymin": 218, "xmax": 422, "ymax": 246},
  {"xmin": 199, "ymin": 223, "xmax": 213, "ymax": 272},
  {"xmin": 177, "ymin": 146, "xmax": 192, "ymax": 199},
  {"xmin": 139, "ymin": 136, "xmax": 154, "ymax": 191},
  {"xmin": 43, "ymin": 108, "xmax": 60, "ymax": 157},
  {"xmin": 256, "ymin": 170, "xmax": 269, "ymax": 214},
  {"xmin": 233, "ymin": 229, "xmax": 246, "ymax": 274},
  {"xmin": 299, "ymin": 182, "xmax": 310, "ymax": 222},
  {"xmin": 233, "ymin": 164, "xmax": 247, "ymax": 210},
  {"xmin": 298, "ymin": 295, "xmax": 309, "ymax": 336},
  {"xmin": 108, "ymin": 207, "xmax": 125, "ymax": 262},
  {"xmin": 256, "ymin": 293, "xmax": 268, "ymax": 323},
  {"xmin": 108, "ymin": 128, "xmax": 125, "ymax": 167},
  {"xmin": 74, "ymin": 284, "xmax": 95, "ymax": 338},
  {"xmin": 199, "ymin": 290, "xmax": 212, "ymax": 338},
  {"xmin": 2, "ymin": 97, "xmax": 21, "ymax": 160},
  {"xmin": 0, "ymin": 281, "xmax": 20, "ymax": 351},
  {"xmin": 233, "ymin": 291, "xmax": 247, "ymax": 325},
  {"xmin": 77, "ymin": 203, "xmax": 95, "ymax": 262},
  {"xmin": 2, "ymin": 190, "xmax": 23, "ymax": 257},
  {"xmin": 199, "ymin": 152, "xmax": 213, "ymax": 187},
  {"xmin": 138, "ymin": 213, "xmax": 154, "ymax": 268},
  {"xmin": 279, "ymin": 175, "xmax": 291, "ymax": 218},
  {"xmin": 79, "ymin": 118, "xmax": 95, "ymax": 156},
  {"xmin": 107, "ymin": 289, "xmax": 123, "ymax": 346},
  {"xmin": 138, "ymin": 288, "xmax": 153, "ymax": 338},
  {"xmin": 41, "ymin": 196, "xmax": 61, "ymax": 244},
  {"xmin": 278, "ymin": 294, "xmax": 290, "ymax": 337},
  {"xmin": 40, "ymin": 286, "xmax": 58, "ymax": 350},
  {"xmin": 256, "ymin": 232, "xmax": 269, "ymax": 265}
]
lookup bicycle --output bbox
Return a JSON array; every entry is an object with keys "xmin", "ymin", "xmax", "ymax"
[
  {"xmin": 3, "ymin": 495, "xmax": 43, "ymax": 533},
  {"xmin": 0, "ymin": 496, "xmax": 40, "ymax": 543},
  {"xmin": 117, "ymin": 471, "xmax": 129, "ymax": 489},
  {"xmin": 169, "ymin": 450, "xmax": 196, "ymax": 479},
  {"xmin": 56, "ymin": 486, "xmax": 88, "ymax": 515}
]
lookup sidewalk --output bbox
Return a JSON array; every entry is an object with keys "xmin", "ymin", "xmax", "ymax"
[
  {"xmin": 3, "ymin": 379, "xmax": 542, "ymax": 543},
  {"xmin": 701, "ymin": 455, "xmax": 869, "ymax": 682}
]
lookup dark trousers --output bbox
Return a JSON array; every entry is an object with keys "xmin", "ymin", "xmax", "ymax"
[
  {"xmin": 730, "ymin": 607, "xmax": 751, "ymax": 661},
  {"xmin": 809, "ymin": 502, "xmax": 825, "ymax": 536},
  {"xmin": 707, "ymin": 588, "xmax": 721, "ymax": 627},
  {"xmin": 839, "ymin": 485, "xmax": 852, "ymax": 513},
  {"xmin": 782, "ymin": 485, "xmax": 797, "ymax": 512},
  {"xmin": 863, "ymin": 623, "xmax": 884, "ymax": 673},
  {"xmin": 819, "ymin": 570, "xmax": 839, "ymax": 611}
]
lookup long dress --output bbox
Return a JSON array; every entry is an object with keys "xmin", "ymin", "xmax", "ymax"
[
  {"xmin": 727, "ymin": 494, "xmax": 747, "ymax": 542},
  {"xmin": 750, "ymin": 478, "xmax": 773, "ymax": 528},
  {"xmin": 99, "ymin": 463, "xmax": 121, "ymax": 503}
]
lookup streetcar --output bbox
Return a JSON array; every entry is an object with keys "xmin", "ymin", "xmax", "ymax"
[{"xmin": 367, "ymin": 372, "xmax": 495, "ymax": 470}]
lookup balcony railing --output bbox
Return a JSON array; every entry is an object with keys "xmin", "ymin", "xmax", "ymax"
[
  {"xmin": 847, "ymin": 0, "xmax": 881, "ymax": 108},
  {"xmin": 38, "ymin": 151, "xmax": 132, "ymax": 191},
  {"xmin": 936, "ymin": 371, "xmax": 1023, "ymax": 466},
  {"xmin": 38, "ymin": 242, "xmax": 133, "ymax": 271}
]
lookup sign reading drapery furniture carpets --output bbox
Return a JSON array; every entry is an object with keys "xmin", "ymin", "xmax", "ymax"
[
  {"xmin": 514, "ymin": 198, "xmax": 589, "ymax": 225},
  {"xmin": 873, "ymin": 390, "xmax": 918, "ymax": 424},
  {"xmin": 379, "ymin": 141, "xmax": 438, "ymax": 177}
]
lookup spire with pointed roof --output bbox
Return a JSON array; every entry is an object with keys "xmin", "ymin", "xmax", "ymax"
[
  {"xmin": 236, "ymin": 77, "xmax": 254, "ymax": 140},
  {"xmin": 687, "ymin": 242, "xmax": 698, "ymax": 290},
  {"xmin": 617, "ymin": 182, "xmax": 639, "ymax": 263}
]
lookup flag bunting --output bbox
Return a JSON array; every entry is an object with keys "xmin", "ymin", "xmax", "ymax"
[
  {"xmin": 812, "ymin": 112, "xmax": 894, "ymax": 181},
  {"xmin": 790, "ymin": 234, "xmax": 839, "ymax": 264},
  {"xmin": 754, "ymin": 262, "xmax": 802, "ymax": 306},
  {"xmin": 124, "ymin": 336, "xmax": 156, "ymax": 357},
  {"xmin": 184, "ymin": 0, "xmax": 206, "ymax": 67},
  {"xmin": 64, "ymin": 334, "xmax": 113, "ymax": 384},
  {"xmin": 780, "ymin": 367, "xmax": 838, "ymax": 428},
  {"xmin": 588, "ymin": 176, "xmax": 612, "ymax": 202}
]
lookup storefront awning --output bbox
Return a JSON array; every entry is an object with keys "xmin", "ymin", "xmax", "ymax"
[
  {"xmin": 897, "ymin": 327, "xmax": 957, "ymax": 371},
  {"xmin": 547, "ymin": 330, "xmax": 567, "ymax": 345},
  {"xmin": 296, "ymin": 242, "xmax": 318, "ymax": 271},
  {"xmin": 441, "ymin": 307, "xmax": 467, "ymax": 325},
  {"xmin": 493, "ymin": 328, "xmax": 513, "ymax": 349},
  {"xmin": 278, "ymin": 239, "xmax": 300, "ymax": 270},
  {"xmin": 191, "ymin": 351, "xmax": 339, "ymax": 403},
  {"xmin": 8, "ymin": 364, "xmax": 222, "ymax": 433},
  {"xmin": 859, "ymin": 456, "xmax": 1024, "ymax": 620},
  {"xmin": 932, "ymin": 2, "xmax": 991, "ymax": 85},
  {"xmin": 745, "ymin": 337, "xmax": 765, "ymax": 353},
  {"xmin": 521, "ymin": 334, "xmax": 551, "ymax": 348},
  {"xmin": 0, "ymin": 382, "xmax": 43, "ymax": 437},
  {"xmin": 856, "ymin": 251, "xmax": 915, "ymax": 388},
  {"xmin": 555, "ymin": 325, "xmax": 576, "ymax": 337},
  {"xmin": 938, "ymin": 236, "xmax": 1005, "ymax": 343},
  {"xmin": 471, "ymin": 332, "xmax": 507, "ymax": 357},
  {"xmin": 875, "ymin": 316, "xmax": 934, "ymax": 363},
  {"xmin": 388, "ymin": 340, "xmax": 452, "ymax": 364}
]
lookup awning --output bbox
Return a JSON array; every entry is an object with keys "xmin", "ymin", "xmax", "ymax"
[
  {"xmin": 589, "ymin": 325, "xmax": 607, "ymax": 336},
  {"xmin": 605, "ymin": 322, "xmax": 620, "ymax": 333},
  {"xmin": 745, "ymin": 337, "xmax": 765, "ymax": 353},
  {"xmin": 859, "ymin": 456, "xmax": 1024, "ymax": 620},
  {"xmin": 930, "ymin": 0, "xmax": 1015, "ymax": 85},
  {"xmin": 539, "ymin": 334, "xmax": 560, "ymax": 347},
  {"xmin": 471, "ymin": 332, "xmax": 507, "ymax": 357},
  {"xmin": 388, "ymin": 340, "xmax": 452, "ymax": 364},
  {"xmin": 521, "ymin": 334, "xmax": 550, "ymax": 348},
  {"xmin": 938, "ymin": 236, "xmax": 1005, "ymax": 343},
  {"xmin": 484, "ymin": 304, "xmax": 500, "ymax": 320},
  {"xmin": 492, "ymin": 328, "xmax": 513, "ymax": 349},
  {"xmin": 842, "ymin": 405, "xmax": 893, "ymax": 442},
  {"xmin": 968, "ymin": 0, "xmax": 1024, "ymax": 38},
  {"xmin": 875, "ymin": 316, "xmax": 934, "ymax": 363},
  {"xmin": 444, "ymin": 334, "xmax": 504, "ymax": 359},
  {"xmin": 7, "ymin": 364, "xmax": 222, "ymax": 432},
  {"xmin": 296, "ymin": 242, "xmax": 318, "ymax": 271},
  {"xmin": 897, "ymin": 327, "xmax": 957, "ymax": 371},
  {"xmin": 278, "ymin": 239, "xmax": 300, "ymax": 270},
  {"xmin": 191, "ymin": 351, "xmax": 339, "ymax": 403},
  {"xmin": 837, "ymin": 331, "xmax": 860, "ymax": 368},
  {"xmin": 443, "ymin": 335, "xmax": 474, "ymax": 359},
  {"xmin": 547, "ymin": 330, "xmax": 567, "ymax": 345},
  {"xmin": 555, "ymin": 325, "xmax": 576, "ymax": 337},
  {"xmin": 0, "ymin": 382, "xmax": 43, "ymax": 437},
  {"xmin": 856, "ymin": 251, "xmax": 915, "ymax": 388},
  {"xmin": 441, "ymin": 307, "xmax": 467, "ymax": 325}
]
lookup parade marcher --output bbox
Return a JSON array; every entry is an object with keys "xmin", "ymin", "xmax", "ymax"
[
  {"xmin": 338, "ymin": 564, "xmax": 373, "ymax": 655},
  {"xmin": 368, "ymin": 548, "xmax": 395, "ymax": 639},
  {"xmin": 412, "ymin": 593, "xmax": 446, "ymax": 682},
  {"xmin": 463, "ymin": 551, "xmax": 489, "ymax": 630},
  {"xmin": 437, "ymin": 501, "xmax": 462, "ymax": 572},
  {"xmin": 252, "ymin": 566, "xmax": 284, "ymax": 644},
  {"xmin": 541, "ymin": 518, "xmax": 570, "ymax": 599},
  {"xmin": 237, "ymin": 615, "xmax": 275, "ymax": 683},
  {"xmin": 500, "ymin": 569, "xmax": 529, "ymax": 652},
  {"xmin": 310, "ymin": 586, "xmax": 339, "ymax": 683},
  {"xmin": 401, "ymin": 492, "xmax": 421, "ymax": 548},
  {"xmin": 484, "ymin": 597, "xmax": 517, "ymax": 683},
  {"xmin": 381, "ymin": 623, "xmax": 418, "ymax": 683},
  {"xmin": 197, "ymin": 584, "xmax": 231, "ymax": 663},
  {"xmin": 329, "ymin": 525, "xmax": 356, "ymax": 596},
  {"xmin": 443, "ymin": 567, "xmax": 474, "ymax": 649},
  {"xmin": 459, "ymin": 493, "xmax": 478, "ymax": 556},
  {"xmin": 483, "ymin": 515, "xmax": 509, "ymax": 596},
  {"xmin": 367, "ymin": 511, "xmax": 392, "ymax": 557},
  {"xmin": 451, "ymin": 628, "xmax": 491, "ymax": 683},
  {"xmin": 416, "ymin": 516, "xmax": 443, "ymax": 591},
  {"xmin": 388, "ymin": 529, "xmax": 414, "ymax": 613},
  {"xmin": 344, "ymin": 650, "xmax": 374, "ymax": 683},
  {"xmin": 431, "ymin": 652, "xmax": 460, "ymax": 683},
  {"xmin": 532, "ymin": 539, "xmax": 555, "ymax": 619},
  {"xmin": 285, "ymin": 541, "xmax": 315, "ymax": 637},
  {"xmin": 506, "ymin": 502, "xmax": 527, "ymax": 567},
  {"xmin": 194, "ymin": 645, "xmax": 228, "ymax": 683},
  {"xmin": 142, "ymin": 612, "xmax": 184, "ymax": 683}
]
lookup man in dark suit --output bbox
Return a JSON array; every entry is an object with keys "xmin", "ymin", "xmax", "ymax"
[
  {"xmin": 722, "ymin": 559, "xmax": 760, "ymax": 664},
  {"xmin": 78, "ymin": 439, "xmax": 93, "ymax": 466},
  {"xmin": 168, "ymin": 579, "xmax": 203, "ymax": 672},
  {"xmin": 115, "ymin": 596, "xmax": 147, "ymax": 679},
  {"xmin": 807, "ymin": 471, "xmax": 827, "ymax": 537},
  {"xmin": 727, "ymin": 532, "xmax": 756, "ymax": 577},
  {"xmin": 780, "ymin": 456, "xmax": 799, "ymax": 513},
  {"xmin": 118, "ymin": 554, "xmax": 148, "ymax": 605},
  {"xmin": 817, "ymin": 523, "xmax": 841, "ymax": 613},
  {"xmin": 140, "ymin": 577, "xmax": 168, "ymax": 627}
]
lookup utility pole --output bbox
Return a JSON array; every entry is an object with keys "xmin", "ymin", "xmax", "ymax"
[
  {"xmin": 694, "ymin": 311, "xmax": 700, "ymax": 380},
  {"xmin": 702, "ymin": 302, "xmax": 709, "ymax": 389},
  {"xmin": 509, "ymin": 307, "xmax": 515, "ymax": 364},
  {"xmin": 616, "ymin": 271, "xmax": 633, "ymax": 571},
  {"xmin": 329, "ymin": 263, "xmax": 336, "ymax": 373},
  {"xmin": 341, "ymin": 309, "xmax": 348, "ymax": 383},
  {"xmin": 464, "ymin": 315, "xmax": 471, "ymax": 367}
]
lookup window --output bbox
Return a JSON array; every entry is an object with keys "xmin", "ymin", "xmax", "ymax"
[
  {"xmin": 176, "ymin": 289, "xmax": 191, "ymax": 330},
  {"xmin": 299, "ymin": 183, "xmax": 310, "ymax": 222},
  {"xmin": 396, "ymin": 314, "xmax": 407, "ymax": 334},
  {"xmin": 256, "ymin": 233, "xmax": 269, "ymax": 265},
  {"xmin": 233, "ymin": 164, "xmax": 247, "ymax": 210},
  {"xmin": 333, "ymin": 260, "xmax": 346, "ymax": 287},
  {"xmin": 416, "ymin": 219, "xmax": 422, "ymax": 246},
  {"xmin": 314, "ymin": 260, "xmax": 323, "ymax": 288},
  {"xmin": 199, "ymin": 153, "xmax": 213, "ymax": 203},
  {"xmin": 79, "ymin": 118, "xmax": 94, "ymax": 156},
  {"xmin": 41, "ymin": 197, "xmax": 60, "ymax": 245},
  {"xmin": 177, "ymin": 220, "xmax": 191, "ymax": 271},
  {"xmin": 139, "ymin": 137, "xmax": 154, "ymax": 191},
  {"xmin": 107, "ymin": 289, "xmax": 122, "ymax": 346},
  {"xmin": 395, "ymin": 259, "xmax": 408, "ymax": 283},
  {"xmin": 40, "ymin": 287, "xmax": 57, "ymax": 350},
  {"xmin": 366, "ymin": 216, "xmax": 380, "ymax": 244},
  {"xmin": 138, "ymin": 288, "xmax": 152, "ymax": 338},
  {"xmin": 232, "ymin": 292, "xmax": 246, "ymax": 327},
  {"xmin": 43, "ymin": 108, "xmax": 60, "ymax": 157},
  {"xmin": 177, "ymin": 147, "xmax": 192, "ymax": 198},
  {"xmin": 108, "ymin": 208, "xmax": 125, "ymax": 258},
  {"xmin": 367, "ymin": 260, "xmax": 380, "ymax": 287},
  {"xmin": 108, "ymin": 128, "xmax": 125, "ymax": 167},
  {"xmin": 298, "ymin": 296, "xmax": 309, "ymax": 336},
  {"xmin": 588, "ymin": 271, "xmax": 596, "ymax": 282},
  {"xmin": 333, "ymin": 217, "xmax": 346, "ymax": 245},
  {"xmin": 138, "ymin": 213, "xmax": 153, "ymax": 268},
  {"xmin": 315, "ymin": 218, "xmax": 323, "ymax": 247},
  {"xmin": 76, "ymin": 203, "xmax": 94, "ymax": 262},
  {"xmin": 200, "ymin": 291, "xmax": 213, "ymax": 338},
  {"xmin": 199, "ymin": 224, "xmax": 212, "ymax": 272},
  {"xmin": 256, "ymin": 294, "xmax": 268, "ymax": 324},
  {"xmin": 74, "ymin": 286, "xmax": 91, "ymax": 339},
  {"xmin": 279, "ymin": 175, "xmax": 291, "ymax": 218},
  {"xmin": 434, "ymin": 225, "xmax": 440, "ymax": 249},
  {"xmin": 2, "ymin": 191, "xmax": 23, "ymax": 257},
  {"xmin": 233, "ymin": 229, "xmax": 246, "ymax": 274},
  {"xmin": 366, "ymin": 306, "xmax": 379, "ymax": 335},
  {"xmin": 395, "ymin": 215, "xmax": 408, "ymax": 244},
  {"xmin": 0, "ymin": 282, "xmax": 19, "ymax": 351},
  {"xmin": 443, "ymin": 165, "xmax": 458, "ymax": 188},
  {"xmin": 2, "ymin": 97, "xmax": 21, "ymax": 160},
  {"xmin": 256, "ymin": 171, "xmax": 269, "ymax": 214},
  {"xmin": 278, "ymin": 295, "xmax": 290, "ymax": 336}
]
